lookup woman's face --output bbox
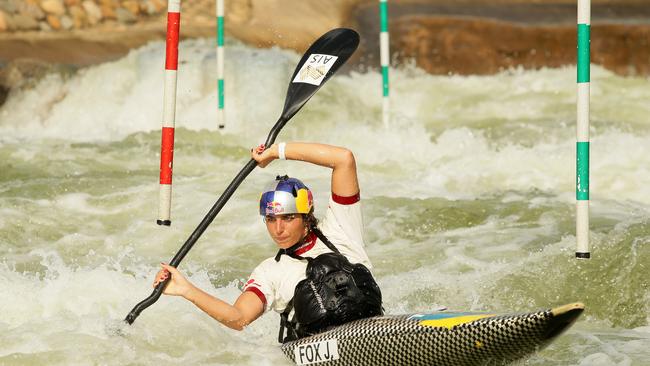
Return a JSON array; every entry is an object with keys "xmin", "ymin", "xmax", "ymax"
[{"xmin": 265, "ymin": 214, "xmax": 307, "ymax": 249}]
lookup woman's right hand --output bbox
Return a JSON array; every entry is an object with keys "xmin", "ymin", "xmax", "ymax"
[
  {"xmin": 251, "ymin": 143, "xmax": 278, "ymax": 168},
  {"xmin": 153, "ymin": 263, "xmax": 194, "ymax": 298}
]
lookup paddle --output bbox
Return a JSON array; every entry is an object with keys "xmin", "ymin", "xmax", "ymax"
[{"xmin": 124, "ymin": 28, "xmax": 360, "ymax": 325}]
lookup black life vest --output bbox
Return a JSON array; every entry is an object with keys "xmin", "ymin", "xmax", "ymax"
[{"xmin": 276, "ymin": 227, "xmax": 383, "ymax": 343}]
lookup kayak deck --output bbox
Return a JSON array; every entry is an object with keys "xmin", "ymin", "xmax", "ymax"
[{"xmin": 281, "ymin": 302, "xmax": 584, "ymax": 366}]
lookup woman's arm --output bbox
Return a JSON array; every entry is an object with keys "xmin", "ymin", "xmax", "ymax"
[
  {"xmin": 252, "ymin": 142, "xmax": 359, "ymax": 197},
  {"xmin": 154, "ymin": 264, "xmax": 264, "ymax": 331}
]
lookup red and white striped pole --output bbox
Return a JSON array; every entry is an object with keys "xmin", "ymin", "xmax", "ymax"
[{"xmin": 158, "ymin": 0, "xmax": 181, "ymax": 226}]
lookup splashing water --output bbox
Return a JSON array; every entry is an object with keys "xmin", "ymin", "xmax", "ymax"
[{"xmin": 1, "ymin": 37, "xmax": 649, "ymax": 365}]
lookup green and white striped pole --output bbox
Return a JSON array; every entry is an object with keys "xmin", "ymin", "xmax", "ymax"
[
  {"xmin": 379, "ymin": 0, "xmax": 390, "ymax": 127},
  {"xmin": 216, "ymin": 0, "xmax": 225, "ymax": 129},
  {"xmin": 576, "ymin": 0, "xmax": 590, "ymax": 259}
]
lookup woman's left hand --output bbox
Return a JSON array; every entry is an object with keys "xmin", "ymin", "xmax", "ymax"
[
  {"xmin": 153, "ymin": 263, "xmax": 195, "ymax": 298},
  {"xmin": 251, "ymin": 143, "xmax": 278, "ymax": 168}
]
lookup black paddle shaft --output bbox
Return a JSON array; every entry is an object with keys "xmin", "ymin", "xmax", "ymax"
[{"xmin": 124, "ymin": 28, "xmax": 359, "ymax": 325}]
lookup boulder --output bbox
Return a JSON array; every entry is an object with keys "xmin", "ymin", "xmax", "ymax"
[
  {"xmin": 12, "ymin": 13, "xmax": 40, "ymax": 30},
  {"xmin": 0, "ymin": 9, "xmax": 8, "ymax": 31},
  {"xmin": 100, "ymin": 4, "xmax": 116, "ymax": 19},
  {"xmin": 40, "ymin": 0, "xmax": 66, "ymax": 15},
  {"xmin": 115, "ymin": 6, "xmax": 136, "ymax": 24},
  {"xmin": 45, "ymin": 13, "xmax": 61, "ymax": 29},
  {"xmin": 82, "ymin": 0, "xmax": 102, "ymax": 24},
  {"xmin": 18, "ymin": 0, "xmax": 46, "ymax": 20},
  {"xmin": 60, "ymin": 14, "xmax": 73, "ymax": 29},
  {"xmin": 99, "ymin": 0, "xmax": 118, "ymax": 7},
  {"xmin": 38, "ymin": 20, "xmax": 51, "ymax": 30},
  {"xmin": 121, "ymin": 0, "xmax": 139, "ymax": 16},
  {"xmin": 0, "ymin": 0, "xmax": 18, "ymax": 14},
  {"xmin": 69, "ymin": 5, "xmax": 87, "ymax": 28},
  {"xmin": 143, "ymin": 0, "xmax": 164, "ymax": 15}
]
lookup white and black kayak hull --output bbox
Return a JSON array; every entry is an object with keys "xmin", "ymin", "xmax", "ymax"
[{"xmin": 281, "ymin": 302, "xmax": 584, "ymax": 366}]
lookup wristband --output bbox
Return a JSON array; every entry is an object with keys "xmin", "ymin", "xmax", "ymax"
[{"xmin": 278, "ymin": 142, "xmax": 287, "ymax": 160}]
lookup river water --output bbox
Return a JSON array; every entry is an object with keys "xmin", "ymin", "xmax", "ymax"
[{"xmin": 1, "ymin": 38, "xmax": 649, "ymax": 365}]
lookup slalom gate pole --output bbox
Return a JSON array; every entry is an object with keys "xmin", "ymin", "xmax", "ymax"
[
  {"xmin": 576, "ymin": 0, "xmax": 591, "ymax": 259},
  {"xmin": 379, "ymin": 0, "xmax": 390, "ymax": 127},
  {"xmin": 216, "ymin": 0, "xmax": 225, "ymax": 129},
  {"xmin": 157, "ymin": 0, "xmax": 181, "ymax": 226}
]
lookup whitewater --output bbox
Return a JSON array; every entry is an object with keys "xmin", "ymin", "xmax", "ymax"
[{"xmin": 1, "ymin": 37, "xmax": 649, "ymax": 365}]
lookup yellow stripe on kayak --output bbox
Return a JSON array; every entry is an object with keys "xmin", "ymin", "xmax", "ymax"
[{"xmin": 419, "ymin": 314, "xmax": 495, "ymax": 329}]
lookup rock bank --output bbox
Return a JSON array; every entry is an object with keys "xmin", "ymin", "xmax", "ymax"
[
  {"xmin": 0, "ymin": 0, "xmax": 166, "ymax": 32},
  {"xmin": 0, "ymin": 0, "xmax": 649, "ymax": 82},
  {"xmin": 352, "ymin": 1, "xmax": 650, "ymax": 76}
]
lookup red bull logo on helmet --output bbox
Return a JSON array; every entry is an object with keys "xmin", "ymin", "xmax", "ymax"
[
  {"xmin": 259, "ymin": 176, "xmax": 312, "ymax": 216},
  {"xmin": 266, "ymin": 201, "xmax": 284, "ymax": 215}
]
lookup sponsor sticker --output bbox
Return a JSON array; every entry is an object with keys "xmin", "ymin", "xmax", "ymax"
[
  {"xmin": 266, "ymin": 201, "xmax": 284, "ymax": 215},
  {"xmin": 292, "ymin": 54, "xmax": 339, "ymax": 86},
  {"xmin": 294, "ymin": 339, "xmax": 340, "ymax": 365},
  {"xmin": 243, "ymin": 279, "xmax": 260, "ymax": 290}
]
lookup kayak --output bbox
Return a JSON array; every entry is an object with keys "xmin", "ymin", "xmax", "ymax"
[{"xmin": 280, "ymin": 302, "xmax": 584, "ymax": 365}]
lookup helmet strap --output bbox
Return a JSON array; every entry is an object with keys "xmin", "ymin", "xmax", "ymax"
[{"xmin": 273, "ymin": 214, "xmax": 336, "ymax": 262}]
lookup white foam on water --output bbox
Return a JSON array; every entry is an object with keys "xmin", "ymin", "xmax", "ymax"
[
  {"xmin": 0, "ymin": 39, "xmax": 298, "ymax": 142},
  {"xmin": 1, "ymin": 38, "xmax": 649, "ymax": 206},
  {"xmin": 0, "ymin": 249, "xmax": 286, "ymax": 364},
  {"xmin": 1, "ymin": 37, "xmax": 650, "ymax": 365}
]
